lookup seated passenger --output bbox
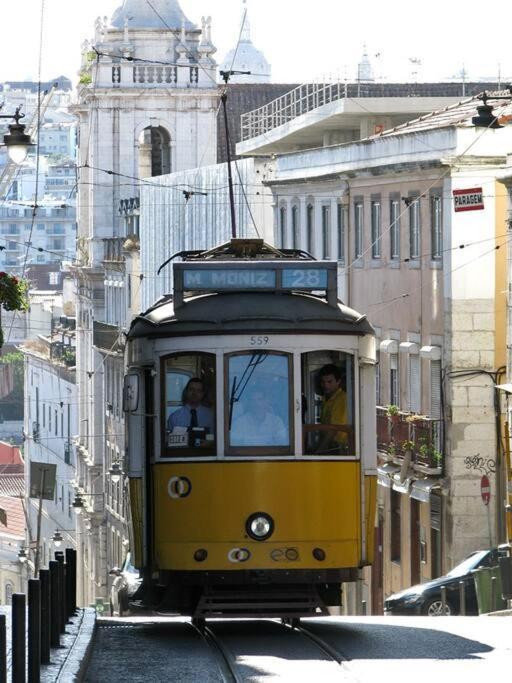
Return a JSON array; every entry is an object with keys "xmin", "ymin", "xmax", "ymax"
[
  {"xmin": 318, "ymin": 364, "xmax": 348, "ymax": 452},
  {"xmin": 231, "ymin": 389, "xmax": 288, "ymax": 447},
  {"xmin": 167, "ymin": 378, "xmax": 214, "ymax": 434}
]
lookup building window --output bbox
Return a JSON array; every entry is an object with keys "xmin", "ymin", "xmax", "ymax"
[
  {"xmin": 291, "ymin": 205, "xmax": 299, "ymax": 249},
  {"xmin": 371, "ymin": 201, "xmax": 381, "ymax": 259},
  {"xmin": 138, "ymin": 126, "xmax": 171, "ymax": 178},
  {"xmin": 354, "ymin": 202, "xmax": 363, "ymax": 259},
  {"xmin": 430, "ymin": 359, "xmax": 442, "ymax": 419},
  {"xmin": 306, "ymin": 204, "xmax": 314, "ymax": 253},
  {"xmin": 390, "ymin": 353, "xmax": 399, "ymax": 407},
  {"xmin": 321, "ymin": 205, "xmax": 330, "ymax": 259},
  {"xmin": 409, "ymin": 354, "xmax": 421, "ymax": 413},
  {"xmin": 337, "ymin": 203, "xmax": 345, "ymax": 262},
  {"xmin": 431, "ymin": 195, "xmax": 442, "ymax": 260},
  {"xmin": 279, "ymin": 207, "xmax": 286, "ymax": 248},
  {"xmin": 376, "ymin": 351, "xmax": 381, "ymax": 406},
  {"xmin": 430, "ymin": 493, "xmax": 442, "ymax": 578},
  {"xmin": 390, "ymin": 199, "xmax": 400, "ymax": 260},
  {"xmin": 391, "ymin": 489, "xmax": 401, "ymax": 563},
  {"xmin": 409, "ymin": 199, "xmax": 420, "ymax": 260}
]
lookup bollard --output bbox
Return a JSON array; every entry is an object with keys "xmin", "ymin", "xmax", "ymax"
[
  {"xmin": 440, "ymin": 585, "xmax": 447, "ymax": 615},
  {"xmin": 49, "ymin": 561, "xmax": 60, "ymax": 648},
  {"xmin": 361, "ymin": 600, "xmax": 367, "ymax": 616},
  {"xmin": 0, "ymin": 614, "xmax": 6, "ymax": 683},
  {"xmin": 65, "ymin": 548, "xmax": 75, "ymax": 618},
  {"xmin": 39, "ymin": 570, "xmax": 50, "ymax": 664},
  {"xmin": 28, "ymin": 579, "xmax": 41, "ymax": 683},
  {"xmin": 491, "ymin": 576, "xmax": 497, "ymax": 613},
  {"xmin": 12, "ymin": 593, "xmax": 26, "ymax": 683},
  {"xmin": 55, "ymin": 552, "xmax": 67, "ymax": 629},
  {"xmin": 459, "ymin": 580, "xmax": 466, "ymax": 616}
]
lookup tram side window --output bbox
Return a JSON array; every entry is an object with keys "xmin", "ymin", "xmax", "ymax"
[
  {"xmin": 162, "ymin": 352, "xmax": 216, "ymax": 457},
  {"xmin": 226, "ymin": 352, "xmax": 293, "ymax": 454},
  {"xmin": 301, "ymin": 351, "xmax": 355, "ymax": 456}
]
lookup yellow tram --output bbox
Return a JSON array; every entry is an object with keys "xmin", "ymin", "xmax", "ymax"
[{"xmin": 124, "ymin": 240, "xmax": 377, "ymax": 619}]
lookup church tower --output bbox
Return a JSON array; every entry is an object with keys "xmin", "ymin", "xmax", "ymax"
[
  {"xmin": 72, "ymin": 0, "xmax": 218, "ymax": 605},
  {"xmin": 220, "ymin": 0, "xmax": 271, "ymax": 83}
]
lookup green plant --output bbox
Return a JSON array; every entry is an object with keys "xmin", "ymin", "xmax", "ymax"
[
  {"xmin": 418, "ymin": 437, "xmax": 443, "ymax": 466},
  {"xmin": 0, "ymin": 274, "xmax": 29, "ymax": 348},
  {"xmin": 79, "ymin": 73, "xmax": 92, "ymax": 85},
  {"xmin": 401, "ymin": 439, "xmax": 415, "ymax": 453},
  {"xmin": 386, "ymin": 404, "xmax": 399, "ymax": 416},
  {"xmin": 387, "ymin": 441, "xmax": 397, "ymax": 457}
]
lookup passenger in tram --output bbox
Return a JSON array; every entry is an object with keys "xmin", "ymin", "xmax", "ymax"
[
  {"xmin": 317, "ymin": 364, "xmax": 348, "ymax": 453},
  {"xmin": 231, "ymin": 388, "xmax": 288, "ymax": 447},
  {"xmin": 166, "ymin": 378, "xmax": 214, "ymax": 435}
]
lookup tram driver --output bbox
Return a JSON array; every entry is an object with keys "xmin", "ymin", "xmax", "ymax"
[
  {"xmin": 167, "ymin": 378, "xmax": 214, "ymax": 443},
  {"xmin": 317, "ymin": 364, "xmax": 348, "ymax": 454}
]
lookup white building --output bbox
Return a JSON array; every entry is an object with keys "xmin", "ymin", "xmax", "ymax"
[
  {"xmin": 21, "ymin": 314, "xmax": 78, "ymax": 578},
  {"xmin": 72, "ymin": 0, "xmax": 219, "ymax": 605},
  {"xmin": 237, "ymin": 91, "xmax": 512, "ymax": 612}
]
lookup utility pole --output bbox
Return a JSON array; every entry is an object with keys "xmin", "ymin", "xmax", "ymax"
[{"xmin": 219, "ymin": 70, "xmax": 251, "ymax": 240}]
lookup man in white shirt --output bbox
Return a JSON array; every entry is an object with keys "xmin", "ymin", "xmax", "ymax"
[{"xmin": 231, "ymin": 389, "xmax": 288, "ymax": 447}]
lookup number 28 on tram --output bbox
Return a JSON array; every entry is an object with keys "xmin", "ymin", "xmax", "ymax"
[{"xmin": 124, "ymin": 241, "xmax": 377, "ymax": 618}]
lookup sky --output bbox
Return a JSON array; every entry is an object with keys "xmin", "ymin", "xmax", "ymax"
[{"xmin": 0, "ymin": 0, "xmax": 511, "ymax": 86}]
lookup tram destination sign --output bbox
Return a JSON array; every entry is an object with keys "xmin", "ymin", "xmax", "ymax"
[
  {"xmin": 453, "ymin": 187, "xmax": 484, "ymax": 212},
  {"xmin": 183, "ymin": 267, "xmax": 329, "ymax": 291}
]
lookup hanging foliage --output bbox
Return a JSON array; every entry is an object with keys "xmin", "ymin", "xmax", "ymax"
[{"xmin": 0, "ymin": 273, "xmax": 30, "ymax": 348}]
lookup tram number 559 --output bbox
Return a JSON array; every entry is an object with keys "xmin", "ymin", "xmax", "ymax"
[{"xmin": 250, "ymin": 336, "xmax": 270, "ymax": 346}]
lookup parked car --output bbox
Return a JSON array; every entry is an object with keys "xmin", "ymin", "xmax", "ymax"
[
  {"xmin": 384, "ymin": 548, "xmax": 507, "ymax": 616},
  {"xmin": 109, "ymin": 552, "xmax": 143, "ymax": 616}
]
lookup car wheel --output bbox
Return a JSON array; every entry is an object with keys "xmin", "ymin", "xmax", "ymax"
[{"xmin": 423, "ymin": 597, "xmax": 455, "ymax": 616}]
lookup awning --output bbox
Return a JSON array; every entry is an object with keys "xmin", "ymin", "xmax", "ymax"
[
  {"xmin": 393, "ymin": 478, "xmax": 411, "ymax": 494},
  {"xmin": 410, "ymin": 478, "xmax": 442, "ymax": 503},
  {"xmin": 496, "ymin": 383, "xmax": 512, "ymax": 394},
  {"xmin": 377, "ymin": 462, "xmax": 401, "ymax": 488}
]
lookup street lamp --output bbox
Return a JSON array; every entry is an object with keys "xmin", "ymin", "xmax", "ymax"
[
  {"xmin": 18, "ymin": 546, "xmax": 28, "ymax": 563},
  {"xmin": 1, "ymin": 106, "xmax": 34, "ymax": 163},
  {"xmin": 52, "ymin": 529, "xmax": 63, "ymax": 547},
  {"xmin": 472, "ymin": 88, "xmax": 512, "ymax": 129},
  {"xmin": 72, "ymin": 493, "xmax": 85, "ymax": 515},
  {"xmin": 108, "ymin": 462, "xmax": 123, "ymax": 484}
]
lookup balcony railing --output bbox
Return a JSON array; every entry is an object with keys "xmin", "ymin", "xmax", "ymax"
[{"xmin": 376, "ymin": 406, "xmax": 443, "ymax": 473}]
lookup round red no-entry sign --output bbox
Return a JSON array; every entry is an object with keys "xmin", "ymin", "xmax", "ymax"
[{"xmin": 481, "ymin": 475, "xmax": 491, "ymax": 506}]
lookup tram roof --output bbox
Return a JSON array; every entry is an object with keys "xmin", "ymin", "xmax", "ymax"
[{"xmin": 128, "ymin": 291, "xmax": 374, "ymax": 339}]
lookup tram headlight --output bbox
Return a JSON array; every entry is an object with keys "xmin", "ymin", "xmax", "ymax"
[{"xmin": 246, "ymin": 513, "xmax": 274, "ymax": 541}]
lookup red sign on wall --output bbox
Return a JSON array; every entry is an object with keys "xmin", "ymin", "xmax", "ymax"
[
  {"xmin": 453, "ymin": 187, "xmax": 484, "ymax": 212},
  {"xmin": 481, "ymin": 475, "xmax": 491, "ymax": 506}
]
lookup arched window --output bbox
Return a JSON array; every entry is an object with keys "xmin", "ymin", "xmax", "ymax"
[
  {"xmin": 306, "ymin": 204, "xmax": 314, "ymax": 254},
  {"xmin": 138, "ymin": 126, "xmax": 171, "ymax": 178},
  {"xmin": 279, "ymin": 207, "xmax": 286, "ymax": 248},
  {"xmin": 291, "ymin": 205, "xmax": 299, "ymax": 249}
]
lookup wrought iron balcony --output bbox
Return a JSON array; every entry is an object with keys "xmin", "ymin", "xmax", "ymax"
[{"xmin": 376, "ymin": 406, "xmax": 443, "ymax": 474}]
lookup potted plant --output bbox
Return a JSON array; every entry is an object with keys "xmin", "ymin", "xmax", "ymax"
[
  {"xmin": 418, "ymin": 437, "xmax": 443, "ymax": 468},
  {"xmin": 386, "ymin": 404, "xmax": 400, "ymax": 425},
  {"xmin": 401, "ymin": 439, "xmax": 415, "ymax": 454}
]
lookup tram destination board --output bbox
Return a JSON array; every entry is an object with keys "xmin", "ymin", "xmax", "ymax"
[{"xmin": 182, "ymin": 266, "xmax": 329, "ymax": 291}]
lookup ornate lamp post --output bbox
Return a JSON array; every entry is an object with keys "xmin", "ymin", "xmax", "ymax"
[{"xmin": 0, "ymin": 106, "xmax": 34, "ymax": 164}]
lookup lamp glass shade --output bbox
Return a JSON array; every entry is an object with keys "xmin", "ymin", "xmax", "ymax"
[{"xmin": 7, "ymin": 143, "xmax": 29, "ymax": 164}]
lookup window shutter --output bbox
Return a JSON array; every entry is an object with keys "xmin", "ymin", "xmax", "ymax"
[
  {"xmin": 430, "ymin": 360, "xmax": 441, "ymax": 418},
  {"xmin": 409, "ymin": 355, "xmax": 421, "ymax": 413},
  {"xmin": 430, "ymin": 493, "xmax": 442, "ymax": 531}
]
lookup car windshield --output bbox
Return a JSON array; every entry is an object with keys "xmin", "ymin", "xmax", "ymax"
[{"xmin": 445, "ymin": 550, "xmax": 489, "ymax": 577}]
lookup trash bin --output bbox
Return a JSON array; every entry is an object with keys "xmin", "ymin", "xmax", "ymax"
[
  {"xmin": 499, "ymin": 556, "xmax": 512, "ymax": 600},
  {"xmin": 472, "ymin": 566, "xmax": 507, "ymax": 614}
]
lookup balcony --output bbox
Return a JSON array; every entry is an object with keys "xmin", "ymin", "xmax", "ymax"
[
  {"xmin": 103, "ymin": 237, "xmax": 124, "ymax": 263},
  {"xmin": 376, "ymin": 406, "xmax": 443, "ymax": 475}
]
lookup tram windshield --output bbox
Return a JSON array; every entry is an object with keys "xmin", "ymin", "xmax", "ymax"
[
  {"xmin": 301, "ymin": 351, "xmax": 355, "ymax": 456},
  {"xmin": 162, "ymin": 352, "xmax": 216, "ymax": 457},
  {"xmin": 226, "ymin": 352, "xmax": 292, "ymax": 454}
]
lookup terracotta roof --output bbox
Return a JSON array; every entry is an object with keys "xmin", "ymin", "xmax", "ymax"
[
  {"xmin": 0, "ymin": 464, "xmax": 24, "ymax": 497},
  {"xmin": 0, "ymin": 495, "xmax": 25, "ymax": 539},
  {"xmin": 0, "ymin": 442, "xmax": 22, "ymax": 465},
  {"xmin": 375, "ymin": 90, "xmax": 512, "ymax": 139}
]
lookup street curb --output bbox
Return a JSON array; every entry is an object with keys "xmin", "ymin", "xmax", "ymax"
[{"xmin": 55, "ymin": 608, "xmax": 97, "ymax": 682}]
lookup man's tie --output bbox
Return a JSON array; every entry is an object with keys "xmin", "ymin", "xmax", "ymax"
[{"xmin": 190, "ymin": 408, "xmax": 198, "ymax": 429}]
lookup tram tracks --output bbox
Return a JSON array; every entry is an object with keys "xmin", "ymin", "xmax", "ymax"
[{"xmin": 192, "ymin": 618, "xmax": 350, "ymax": 682}]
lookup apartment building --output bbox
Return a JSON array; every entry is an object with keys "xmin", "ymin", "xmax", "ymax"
[{"xmin": 239, "ymin": 93, "xmax": 512, "ymax": 612}]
